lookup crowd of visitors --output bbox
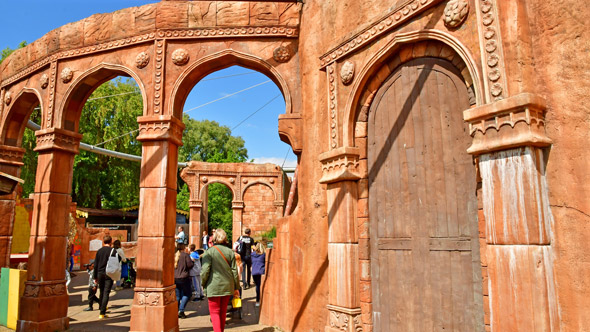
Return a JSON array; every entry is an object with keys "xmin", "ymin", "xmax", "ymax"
[{"xmin": 86, "ymin": 226, "xmax": 266, "ymax": 331}]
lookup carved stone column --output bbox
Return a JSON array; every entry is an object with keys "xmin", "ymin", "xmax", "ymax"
[
  {"xmin": 319, "ymin": 147, "xmax": 363, "ymax": 332},
  {"xmin": 130, "ymin": 115, "xmax": 184, "ymax": 332},
  {"xmin": 464, "ymin": 93, "xmax": 559, "ymax": 331},
  {"xmin": 189, "ymin": 199, "xmax": 203, "ymax": 246},
  {"xmin": 232, "ymin": 201, "xmax": 244, "ymax": 243},
  {"xmin": 18, "ymin": 128, "xmax": 82, "ymax": 332},
  {"xmin": 0, "ymin": 145, "xmax": 25, "ymax": 267}
]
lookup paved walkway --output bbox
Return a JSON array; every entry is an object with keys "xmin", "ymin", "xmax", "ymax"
[{"xmin": 3, "ymin": 272, "xmax": 278, "ymax": 332}]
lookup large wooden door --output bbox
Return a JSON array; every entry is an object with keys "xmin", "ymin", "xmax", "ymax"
[{"xmin": 368, "ymin": 58, "xmax": 483, "ymax": 331}]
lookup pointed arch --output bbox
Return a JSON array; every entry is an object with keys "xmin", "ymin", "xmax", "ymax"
[{"xmin": 1, "ymin": 88, "xmax": 43, "ymax": 147}]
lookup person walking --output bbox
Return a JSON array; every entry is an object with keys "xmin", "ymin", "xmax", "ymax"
[
  {"xmin": 202, "ymin": 231, "xmax": 209, "ymax": 250},
  {"xmin": 237, "ymin": 228, "xmax": 254, "ymax": 289},
  {"xmin": 175, "ymin": 243, "xmax": 194, "ymax": 319},
  {"xmin": 201, "ymin": 229, "xmax": 240, "ymax": 332},
  {"xmin": 188, "ymin": 244, "xmax": 204, "ymax": 301},
  {"xmin": 93, "ymin": 235, "xmax": 119, "ymax": 319},
  {"xmin": 83, "ymin": 261, "xmax": 100, "ymax": 311},
  {"xmin": 175, "ymin": 226, "xmax": 186, "ymax": 245},
  {"xmin": 113, "ymin": 240, "xmax": 128, "ymax": 291},
  {"xmin": 251, "ymin": 243, "xmax": 266, "ymax": 306}
]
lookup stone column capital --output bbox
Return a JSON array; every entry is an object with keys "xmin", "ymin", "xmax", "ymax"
[
  {"xmin": 326, "ymin": 304, "xmax": 362, "ymax": 332},
  {"xmin": 463, "ymin": 93, "xmax": 552, "ymax": 155},
  {"xmin": 0, "ymin": 145, "xmax": 25, "ymax": 167},
  {"xmin": 34, "ymin": 128, "xmax": 83, "ymax": 154},
  {"xmin": 232, "ymin": 201, "xmax": 245, "ymax": 209},
  {"xmin": 189, "ymin": 199, "xmax": 203, "ymax": 208},
  {"xmin": 136, "ymin": 115, "xmax": 185, "ymax": 146},
  {"xmin": 319, "ymin": 147, "xmax": 361, "ymax": 184}
]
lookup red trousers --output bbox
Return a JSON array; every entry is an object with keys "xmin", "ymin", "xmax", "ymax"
[{"xmin": 208, "ymin": 295, "xmax": 231, "ymax": 332}]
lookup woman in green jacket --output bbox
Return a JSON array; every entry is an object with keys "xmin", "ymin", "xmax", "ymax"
[{"xmin": 201, "ymin": 228, "xmax": 240, "ymax": 332}]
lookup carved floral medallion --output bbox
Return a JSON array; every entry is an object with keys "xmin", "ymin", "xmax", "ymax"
[
  {"xmin": 4, "ymin": 91, "xmax": 11, "ymax": 105},
  {"xmin": 135, "ymin": 52, "xmax": 150, "ymax": 69},
  {"xmin": 40, "ymin": 73, "xmax": 49, "ymax": 89},
  {"xmin": 171, "ymin": 48, "xmax": 190, "ymax": 66},
  {"xmin": 443, "ymin": 0, "xmax": 469, "ymax": 28},
  {"xmin": 61, "ymin": 67, "xmax": 74, "ymax": 83},
  {"xmin": 273, "ymin": 46, "xmax": 291, "ymax": 63},
  {"xmin": 340, "ymin": 61, "xmax": 355, "ymax": 85}
]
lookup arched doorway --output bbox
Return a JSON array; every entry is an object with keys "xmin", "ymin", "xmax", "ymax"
[{"xmin": 368, "ymin": 57, "xmax": 483, "ymax": 331}]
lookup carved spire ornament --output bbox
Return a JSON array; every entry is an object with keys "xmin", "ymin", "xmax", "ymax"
[
  {"xmin": 171, "ymin": 48, "xmax": 190, "ymax": 66},
  {"xmin": 443, "ymin": 0, "xmax": 469, "ymax": 28}
]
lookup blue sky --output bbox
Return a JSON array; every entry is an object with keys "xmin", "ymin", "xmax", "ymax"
[{"xmin": 0, "ymin": 1, "xmax": 297, "ymax": 168}]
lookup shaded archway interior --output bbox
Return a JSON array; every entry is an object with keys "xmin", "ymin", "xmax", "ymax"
[{"xmin": 3, "ymin": 92, "xmax": 40, "ymax": 147}]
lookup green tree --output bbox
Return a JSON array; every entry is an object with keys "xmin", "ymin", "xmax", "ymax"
[{"xmin": 0, "ymin": 41, "xmax": 27, "ymax": 65}]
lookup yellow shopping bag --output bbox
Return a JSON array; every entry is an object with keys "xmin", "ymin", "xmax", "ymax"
[{"xmin": 232, "ymin": 296, "xmax": 242, "ymax": 308}]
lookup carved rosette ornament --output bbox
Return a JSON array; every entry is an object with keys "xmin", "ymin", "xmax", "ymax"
[
  {"xmin": 171, "ymin": 48, "xmax": 190, "ymax": 66},
  {"xmin": 4, "ymin": 91, "xmax": 11, "ymax": 105},
  {"xmin": 60, "ymin": 67, "xmax": 73, "ymax": 83},
  {"xmin": 444, "ymin": 0, "xmax": 469, "ymax": 28},
  {"xmin": 135, "ymin": 52, "xmax": 150, "ymax": 69},
  {"xmin": 340, "ymin": 61, "xmax": 355, "ymax": 85},
  {"xmin": 273, "ymin": 46, "xmax": 290, "ymax": 63},
  {"xmin": 40, "ymin": 73, "xmax": 49, "ymax": 89}
]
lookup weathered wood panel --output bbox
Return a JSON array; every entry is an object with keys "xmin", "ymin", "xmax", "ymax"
[{"xmin": 369, "ymin": 57, "xmax": 484, "ymax": 331}]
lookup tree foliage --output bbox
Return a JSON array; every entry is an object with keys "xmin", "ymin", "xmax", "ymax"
[{"xmin": 0, "ymin": 41, "xmax": 27, "ymax": 65}]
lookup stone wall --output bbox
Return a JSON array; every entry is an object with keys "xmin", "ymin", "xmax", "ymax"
[{"xmin": 242, "ymin": 183, "xmax": 280, "ymax": 236}]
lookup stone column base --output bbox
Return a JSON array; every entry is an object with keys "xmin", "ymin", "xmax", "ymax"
[
  {"xmin": 17, "ymin": 281, "xmax": 69, "ymax": 332},
  {"xmin": 130, "ymin": 285, "xmax": 178, "ymax": 332},
  {"xmin": 326, "ymin": 305, "xmax": 362, "ymax": 332}
]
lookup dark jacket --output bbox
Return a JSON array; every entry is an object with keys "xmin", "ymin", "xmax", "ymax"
[
  {"xmin": 238, "ymin": 236, "xmax": 254, "ymax": 258},
  {"xmin": 201, "ymin": 244, "xmax": 240, "ymax": 297},
  {"xmin": 93, "ymin": 246, "xmax": 117, "ymax": 280},
  {"xmin": 251, "ymin": 252, "xmax": 266, "ymax": 276},
  {"xmin": 174, "ymin": 251, "xmax": 194, "ymax": 279}
]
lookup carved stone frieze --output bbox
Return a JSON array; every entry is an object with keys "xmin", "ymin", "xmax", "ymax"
[
  {"xmin": 137, "ymin": 292, "xmax": 162, "ymax": 306},
  {"xmin": 40, "ymin": 73, "xmax": 49, "ymax": 89},
  {"xmin": 476, "ymin": 0, "xmax": 508, "ymax": 102},
  {"xmin": 273, "ymin": 46, "xmax": 291, "ymax": 63},
  {"xmin": 60, "ymin": 67, "xmax": 73, "ymax": 83},
  {"xmin": 327, "ymin": 63, "xmax": 338, "ymax": 149},
  {"xmin": 327, "ymin": 305, "xmax": 363, "ymax": 332},
  {"xmin": 320, "ymin": 0, "xmax": 444, "ymax": 67},
  {"xmin": 444, "ymin": 0, "xmax": 469, "ymax": 28},
  {"xmin": 463, "ymin": 93, "xmax": 552, "ymax": 155},
  {"xmin": 171, "ymin": 48, "xmax": 190, "ymax": 66},
  {"xmin": 23, "ymin": 280, "xmax": 68, "ymax": 298},
  {"xmin": 319, "ymin": 147, "xmax": 361, "ymax": 184},
  {"xmin": 46, "ymin": 61, "xmax": 57, "ymax": 127},
  {"xmin": 44, "ymin": 283, "xmax": 66, "ymax": 296},
  {"xmin": 0, "ymin": 145, "xmax": 26, "ymax": 166},
  {"xmin": 34, "ymin": 128, "xmax": 83, "ymax": 154},
  {"xmin": 23, "ymin": 284, "xmax": 40, "ymax": 298},
  {"xmin": 136, "ymin": 115, "xmax": 185, "ymax": 146},
  {"xmin": 340, "ymin": 61, "xmax": 355, "ymax": 85},
  {"xmin": 135, "ymin": 51, "xmax": 150, "ymax": 69},
  {"xmin": 4, "ymin": 91, "xmax": 11, "ymax": 105},
  {"xmin": 163, "ymin": 289, "xmax": 176, "ymax": 305}
]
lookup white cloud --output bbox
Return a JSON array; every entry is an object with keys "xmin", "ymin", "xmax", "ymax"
[{"xmin": 251, "ymin": 157, "xmax": 297, "ymax": 168}]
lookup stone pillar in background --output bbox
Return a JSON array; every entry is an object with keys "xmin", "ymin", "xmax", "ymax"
[
  {"xmin": 18, "ymin": 128, "xmax": 82, "ymax": 332},
  {"xmin": 189, "ymin": 200, "xmax": 203, "ymax": 246},
  {"xmin": 131, "ymin": 115, "xmax": 184, "ymax": 332},
  {"xmin": 464, "ymin": 93, "xmax": 559, "ymax": 331},
  {"xmin": 0, "ymin": 145, "xmax": 25, "ymax": 267},
  {"xmin": 232, "ymin": 201, "xmax": 244, "ymax": 243},
  {"xmin": 319, "ymin": 147, "xmax": 363, "ymax": 332}
]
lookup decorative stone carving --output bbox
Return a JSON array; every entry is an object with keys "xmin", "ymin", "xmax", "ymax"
[
  {"xmin": 154, "ymin": 40, "xmax": 165, "ymax": 114},
  {"xmin": 327, "ymin": 305, "xmax": 363, "ymax": 332},
  {"xmin": 23, "ymin": 284, "xmax": 39, "ymax": 298},
  {"xmin": 476, "ymin": 0, "xmax": 507, "ymax": 102},
  {"xmin": 46, "ymin": 61, "xmax": 57, "ymax": 127},
  {"xmin": 229, "ymin": 178, "xmax": 235, "ymax": 184},
  {"xmin": 171, "ymin": 48, "xmax": 190, "ymax": 66},
  {"xmin": 278, "ymin": 113, "xmax": 303, "ymax": 155},
  {"xmin": 60, "ymin": 67, "xmax": 73, "ymax": 83},
  {"xmin": 137, "ymin": 291, "xmax": 161, "ymax": 306},
  {"xmin": 242, "ymin": 178, "xmax": 248, "ymax": 184},
  {"xmin": 327, "ymin": 64, "xmax": 338, "ymax": 149},
  {"xmin": 44, "ymin": 283, "xmax": 66, "ymax": 296},
  {"xmin": 34, "ymin": 128, "xmax": 83, "ymax": 154},
  {"xmin": 340, "ymin": 61, "xmax": 355, "ymax": 85},
  {"xmin": 202, "ymin": 176, "xmax": 208, "ymax": 183},
  {"xmin": 273, "ymin": 46, "xmax": 290, "ymax": 63},
  {"xmin": 163, "ymin": 289, "xmax": 176, "ymax": 305},
  {"xmin": 463, "ymin": 93, "xmax": 552, "ymax": 155},
  {"xmin": 443, "ymin": 0, "xmax": 469, "ymax": 28},
  {"xmin": 319, "ymin": 147, "xmax": 361, "ymax": 184},
  {"xmin": 40, "ymin": 73, "xmax": 49, "ymax": 89},
  {"xmin": 269, "ymin": 178, "xmax": 275, "ymax": 184},
  {"xmin": 136, "ymin": 115, "xmax": 185, "ymax": 146},
  {"xmin": 0, "ymin": 145, "xmax": 25, "ymax": 166},
  {"xmin": 135, "ymin": 51, "xmax": 150, "ymax": 69},
  {"xmin": 4, "ymin": 91, "xmax": 11, "ymax": 105}
]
